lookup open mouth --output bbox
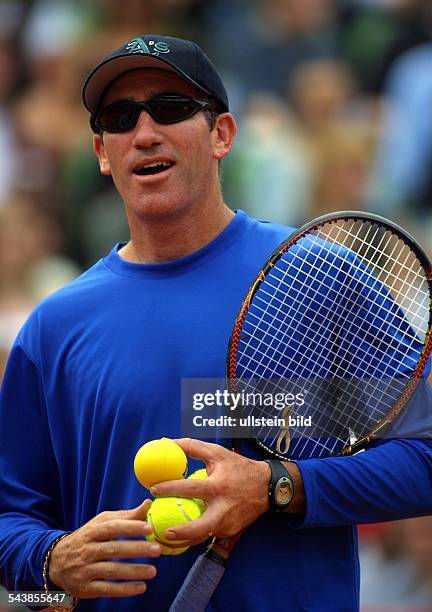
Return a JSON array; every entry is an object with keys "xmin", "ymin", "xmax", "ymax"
[{"xmin": 133, "ymin": 161, "xmax": 174, "ymax": 176}]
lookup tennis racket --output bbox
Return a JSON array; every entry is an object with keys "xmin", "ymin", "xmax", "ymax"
[{"xmin": 170, "ymin": 211, "xmax": 432, "ymax": 612}]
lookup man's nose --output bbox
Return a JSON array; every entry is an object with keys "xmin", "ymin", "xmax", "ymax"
[{"xmin": 131, "ymin": 110, "xmax": 164, "ymax": 148}]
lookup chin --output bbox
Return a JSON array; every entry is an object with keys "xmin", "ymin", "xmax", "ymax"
[{"xmin": 129, "ymin": 197, "xmax": 190, "ymax": 222}]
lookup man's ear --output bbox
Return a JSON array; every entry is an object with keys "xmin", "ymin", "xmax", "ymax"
[
  {"xmin": 93, "ymin": 134, "xmax": 111, "ymax": 176},
  {"xmin": 212, "ymin": 113, "xmax": 237, "ymax": 161}
]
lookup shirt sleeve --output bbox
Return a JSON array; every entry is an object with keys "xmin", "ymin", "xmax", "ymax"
[
  {"xmin": 293, "ymin": 437, "xmax": 432, "ymax": 529},
  {"xmin": 0, "ymin": 340, "xmax": 65, "ymax": 591}
]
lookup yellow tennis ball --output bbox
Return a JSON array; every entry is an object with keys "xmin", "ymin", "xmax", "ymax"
[
  {"xmin": 188, "ymin": 468, "xmax": 208, "ymax": 480},
  {"xmin": 134, "ymin": 438, "xmax": 187, "ymax": 489},
  {"xmin": 187, "ymin": 468, "xmax": 208, "ymax": 513},
  {"xmin": 146, "ymin": 497, "xmax": 202, "ymax": 555}
]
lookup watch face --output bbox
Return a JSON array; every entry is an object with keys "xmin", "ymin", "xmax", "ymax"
[{"xmin": 275, "ymin": 478, "xmax": 293, "ymax": 506}]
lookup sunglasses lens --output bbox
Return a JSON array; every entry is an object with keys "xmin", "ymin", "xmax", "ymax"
[
  {"xmin": 148, "ymin": 98, "xmax": 200, "ymax": 124},
  {"xmin": 96, "ymin": 105, "xmax": 139, "ymax": 132}
]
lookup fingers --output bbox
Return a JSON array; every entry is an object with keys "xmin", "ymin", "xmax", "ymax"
[
  {"xmin": 48, "ymin": 501, "xmax": 162, "ymax": 599},
  {"xmin": 164, "ymin": 503, "xmax": 227, "ymax": 544},
  {"xmin": 90, "ymin": 561, "xmax": 157, "ymax": 581},
  {"xmin": 173, "ymin": 438, "xmax": 225, "ymax": 463},
  {"xmin": 80, "ymin": 580, "xmax": 149, "ymax": 599},
  {"xmin": 94, "ymin": 499, "xmax": 152, "ymax": 523},
  {"xmin": 91, "ymin": 539, "xmax": 162, "ymax": 561},
  {"xmin": 152, "ymin": 449, "xmax": 271, "ymax": 545},
  {"xmin": 126, "ymin": 498, "xmax": 153, "ymax": 519},
  {"xmin": 151, "ymin": 478, "xmax": 209, "ymax": 498},
  {"xmin": 89, "ymin": 519, "xmax": 154, "ymax": 542}
]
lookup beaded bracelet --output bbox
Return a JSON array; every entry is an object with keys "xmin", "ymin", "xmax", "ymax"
[{"xmin": 42, "ymin": 533, "xmax": 78, "ymax": 611}]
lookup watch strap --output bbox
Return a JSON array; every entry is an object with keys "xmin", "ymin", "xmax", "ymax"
[{"xmin": 265, "ymin": 459, "xmax": 294, "ymax": 512}]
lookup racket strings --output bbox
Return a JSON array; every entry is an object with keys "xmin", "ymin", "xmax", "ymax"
[
  {"xmin": 248, "ymin": 276, "xmax": 421, "ymax": 382},
  {"xmin": 324, "ymin": 221, "xmax": 421, "ymax": 279},
  {"xmin": 233, "ymin": 219, "xmax": 431, "ymax": 458},
  {"xmin": 313, "ymin": 222, "xmax": 428, "ymax": 364},
  {"xmin": 273, "ymin": 236, "xmax": 427, "ymax": 371},
  {"xmin": 319, "ymin": 223, "xmax": 429, "ymax": 322},
  {"xmin": 325, "ymin": 223, "xmax": 429, "ymax": 314},
  {"xmin": 249, "ymin": 285, "xmax": 419, "ymax": 371},
  {"xmin": 289, "ymin": 230, "xmax": 428, "ymax": 332},
  {"xmin": 239, "ymin": 222, "xmax": 426, "ymax": 384},
  {"xmin": 241, "ymin": 236, "xmax": 421, "ymax": 382},
  {"xmin": 245, "ymin": 222, "xmax": 427, "ymax": 377}
]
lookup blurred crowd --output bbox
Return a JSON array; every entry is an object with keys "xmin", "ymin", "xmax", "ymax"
[{"xmin": 0, "ymin": 0, "xmax": 431, "ymax": 609}]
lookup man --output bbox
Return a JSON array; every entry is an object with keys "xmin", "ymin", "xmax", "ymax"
[{"xmin": 0, "ymin": 35, "xmax": 431, "ymax": 612}]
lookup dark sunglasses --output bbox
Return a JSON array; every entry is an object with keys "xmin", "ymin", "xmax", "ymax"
[{"xmin": 92, "ymin": 94, "xmax": 212, "ymax": 133}]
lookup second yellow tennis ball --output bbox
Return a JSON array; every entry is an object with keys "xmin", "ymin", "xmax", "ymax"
[
  {"xmin": 146, "ymin": 497, "xmax": 202, "ymax": 555},
  {"xmin": 188, "ymin": 468, "xmax": 208, "ymax": 480},
  {"xmin": 187, "ymin": 468, "xmax": 208, "ymax": 513},
  {"xmin": 134, "ymin": 438, "xmax": 187, "ymax": 489}
]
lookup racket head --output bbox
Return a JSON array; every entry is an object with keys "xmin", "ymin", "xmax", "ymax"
[{"xmin": 227, "ymin": 211, "xmax": 432, "ymax": 461}]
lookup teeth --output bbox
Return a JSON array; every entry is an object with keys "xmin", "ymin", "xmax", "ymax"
[
  {"xmin": 142, "ymin": 161, "xmax": 170, "ymax": 168},
  {"xmin": 134, "ymin": 160, "xmax": 173, "ymax": 176}
]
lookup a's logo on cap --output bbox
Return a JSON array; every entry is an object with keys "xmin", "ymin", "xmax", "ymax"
[{"xmin": 125, "ymin": 38, "xmax": 170, "ymax": 56}]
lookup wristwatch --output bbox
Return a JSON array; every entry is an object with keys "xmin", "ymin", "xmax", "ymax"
[{"xmin": 265, "ymin": 459, "xmax": 294, "ymax": 512}]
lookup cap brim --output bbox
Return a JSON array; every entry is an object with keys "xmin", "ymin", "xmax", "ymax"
[{"xmin": 82, "ymin": 54, "xmax": 212, "ymax": 113}]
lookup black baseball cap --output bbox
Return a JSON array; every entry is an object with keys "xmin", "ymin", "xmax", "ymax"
[{"xmin": 82, "ymin": 35, "xmax": 229, "ymax": 115}]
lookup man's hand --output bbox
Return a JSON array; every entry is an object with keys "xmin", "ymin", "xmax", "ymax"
[
  {"xmin": 149, "ymin": 439, "xmax": 271, "ymax": 546},
  {"xmin": 49, "ymin": 500, "xmax": 161, "ymax": 599}
]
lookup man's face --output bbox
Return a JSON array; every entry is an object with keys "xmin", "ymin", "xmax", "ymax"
[{"xmin": 93, "ymin": 68, "xmax": 232, "ymax": 223}]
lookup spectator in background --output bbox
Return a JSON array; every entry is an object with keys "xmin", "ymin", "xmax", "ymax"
[
  {"xmin": 201, "ymin": 0, "xmax": 340, "ymax": 108},
  {"xmin": 0, "ymin": 193, "xmax": 52, "ymax": 352},
  {"xmin": 360, "ymin": 516, "xmax": 432, "ymax": 609},
  {"xmin": 0, "ymin": 350, "xmax": 9, "ymax": 384},
  {"xmin": 366, "ymin": 41, "xmax": 432, "ymax": 234},
  {"xmin": 0, "ymin": 191, "xmax": 79, "ymax": 358},
  {"xmin": 341, "ymin": 0, "xmax": 431, "ymax": 94},
  {"xmin": 0, "ymin": 1, "xmax": 23, "ymax": 207},
  {"xmin": 310, "ymin": 123, "xmax": 373, "ymax": 217},
  {"xmin": 15, "ymin": 0, "xmax": 89, "ymax": 157},
  {"xmin": 289, "ymin": 58, "xmax": 355, "ymax": 133},
  {"xmin": 223, "ymin": 93, "xmax": 312, "ymax": 226},
  {"xmin": 289, "ymin": 58, "xmax": 375, "ymax": 220},
  {"xmin": 91, "ymin": 0, "xmax": 202, "ymax": 42}
]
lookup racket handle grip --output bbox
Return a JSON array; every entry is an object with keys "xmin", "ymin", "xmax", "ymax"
[{"xmin": 169, "ymin": 552, "xmax": 225, "ymax": 612}]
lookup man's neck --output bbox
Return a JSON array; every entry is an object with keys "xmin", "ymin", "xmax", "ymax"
[{"xmin": 118, "ymin": 201, "xmax": 234, "ymax": 264}]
